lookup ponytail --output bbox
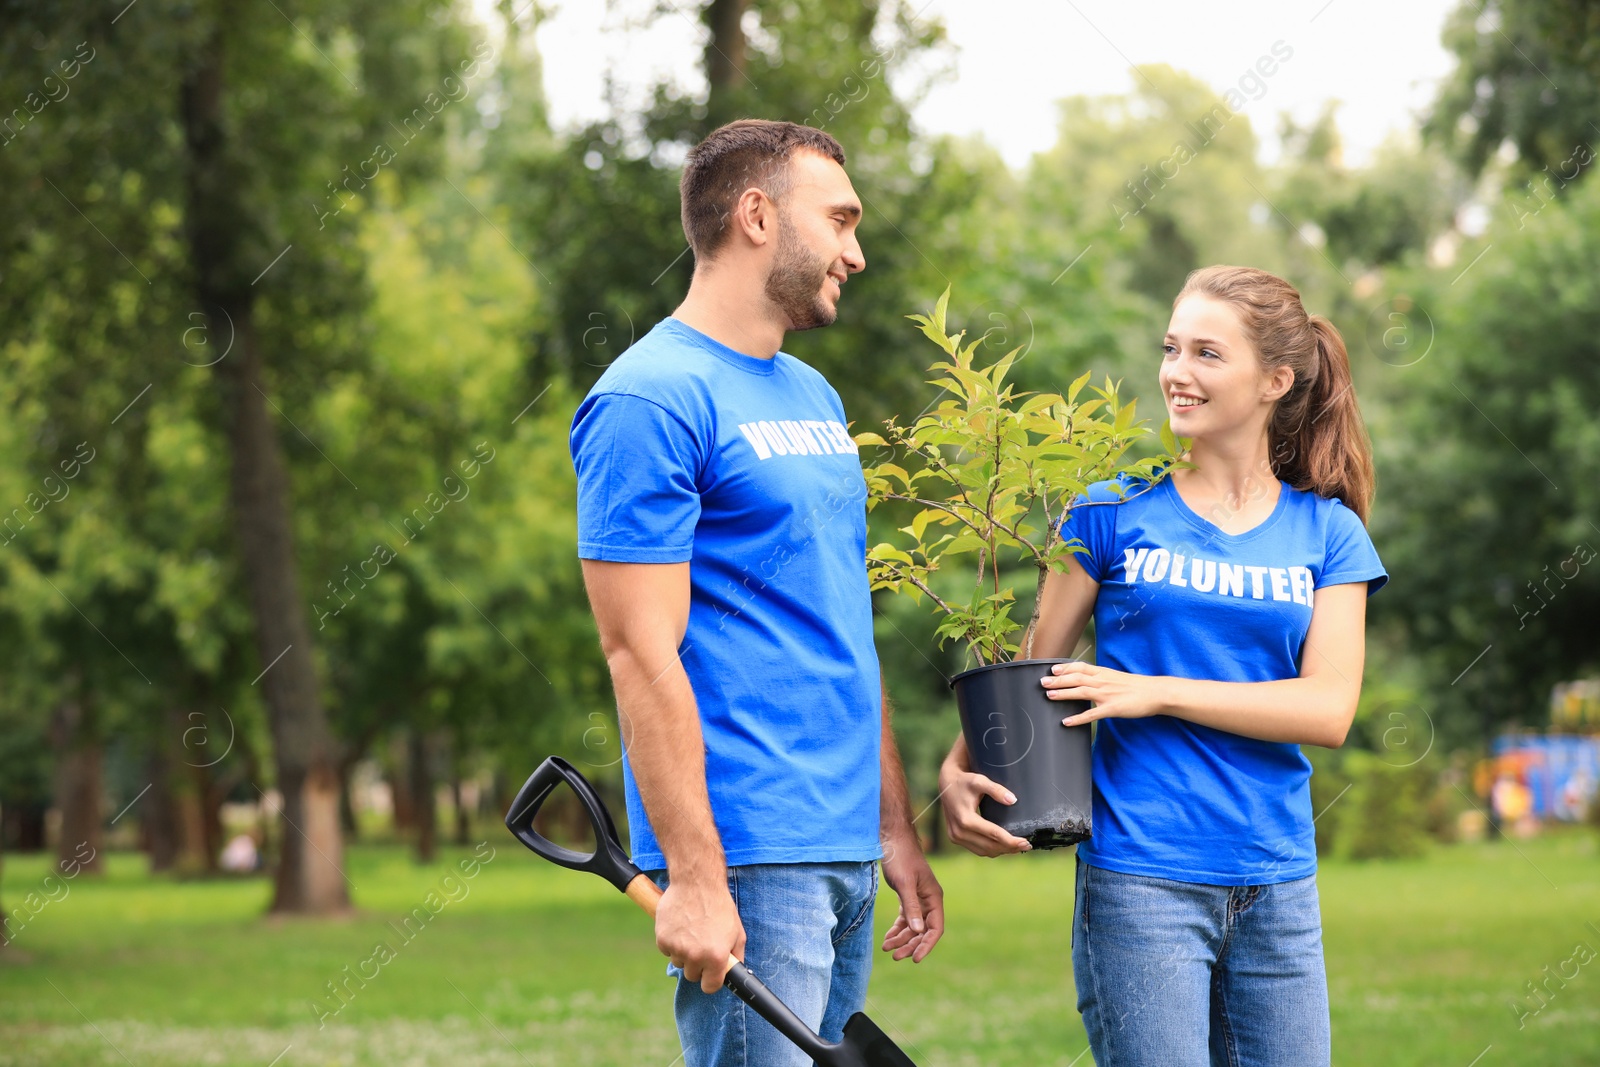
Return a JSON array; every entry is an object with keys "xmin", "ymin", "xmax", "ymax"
[
  {"xmin": 1176, "ymin": 266, "xmax": 1377, "ymax": 524},
  {"xmin": 1275, "ymin": 316, "xmax": 1374, "ymax": 522}
]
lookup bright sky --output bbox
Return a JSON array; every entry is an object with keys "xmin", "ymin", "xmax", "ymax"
[{"xmin": 527, "ymin": 0, "xmax": 1467, "ymax": 170}]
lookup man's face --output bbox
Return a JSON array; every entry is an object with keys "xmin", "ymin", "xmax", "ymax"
[{"xmin": 763, "ymin": 151, "xmax": 865, "ymax": 331}]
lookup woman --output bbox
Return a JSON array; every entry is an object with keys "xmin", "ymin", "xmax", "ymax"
[{"xmin": 938, "ymin": 265, "xmax": 1387, "ymax": 1066}]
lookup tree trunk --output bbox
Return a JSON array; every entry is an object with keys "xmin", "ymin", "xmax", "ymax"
[
  {"xmin": 409, "ymin": 729, "xmax": 436, "ymax": 864},
  {"xmin": 145, "ymin": 740, "xmax": 181, "ymax": 873},
  {"xmin": 49, "ymin": 691, "xmax": 104, "ymax": 876},
  {"xmin": 389, "ymin": 734, "xmax": 415, "ymax": 833},
  {"xmin": 703, "ymin": 0, "xmax": 748, "ymax": 129},
  {"xmin": 147, "ymin": 706, "xmax": 220, "ymax": 875},
  {"xmin": 1, "ymin": 800, "xmax": 47, "ymax": 853},
  {"xmin": 180, "ymin": 28, "xmax": 347, "ymax": 914},
  {"xmin": 198, "ymin": 760, "xmax": 225, "ymax": 873},
  {"xmin": 338, "ymin": 759, "xmax": 359, "ymax": 842},
  {"xmin": 451, "ymin": 774, "xmax": 470, "ymax": 845}
]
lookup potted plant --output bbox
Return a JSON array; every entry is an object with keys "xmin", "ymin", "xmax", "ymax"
[{"xmin": 854, "ymin": 289, "xmax": 1180, "ymax": 848}]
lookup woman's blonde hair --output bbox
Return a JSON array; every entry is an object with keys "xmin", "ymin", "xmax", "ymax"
[{"xmin": 1175, "ymin": 265, "xmax": 1375, "ymax": 523}]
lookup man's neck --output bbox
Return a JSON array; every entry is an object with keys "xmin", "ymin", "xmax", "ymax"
[{"xmin": 673, "ymin": 274, "xmax": 786, "ymax": 360}]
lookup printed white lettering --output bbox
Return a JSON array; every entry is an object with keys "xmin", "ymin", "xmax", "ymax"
[
  {"xmin": 1143, "ymin": 549, "xmax": 1171, "ymax": 583},
  {"xmin": 1219, "ymin": 563, "xmax": 1245, "ymax": 597},
  {"xmin": 1123, "ymin": 547, "xmax": 1150, "ymax": 582},
  {"xmin": 758, "ymin": 421, "xmax": 791, "ymax": 456},
  {"xmin": 791, "ymin": 421, "xmax": 825, "ymax": 454},
  {"xmin": 738, "ymin": 423, "xmax": 773, "ymax": 460},
  {"xmin": 1113, "ymin": 547, "xmax": 1316, "ymax": 609},
  {"xmin": 779, "ymin": 420, "xmax": 816, "ymax": 455},
  {"xmin": 1270, "ymin": 568, "xmax": 1290, "ymax": 601},
  {"xmin": 1245, "ymin": 566, "xmax": 1268, "ymax": 599},
  {"xmin": 805, "ymin": 420, "xmax": 839, "ymax": 453}
]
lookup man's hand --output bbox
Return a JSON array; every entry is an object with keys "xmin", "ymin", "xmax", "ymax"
[
  {"xmin": 939, "ymin": 733, "xmax": 1032, "ymax": 857},
  {"xmin": 879, "ymin": 831, "xmax": 944, "ymax": 963},
  {"xmin": 655, "ymin": 876, "xmax": 746, "ymax": 994}
]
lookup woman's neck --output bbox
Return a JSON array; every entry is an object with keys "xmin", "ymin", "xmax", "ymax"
[{"xmin": 1171, "ymin": 436, "xmax": 1280, "ymax": 530}]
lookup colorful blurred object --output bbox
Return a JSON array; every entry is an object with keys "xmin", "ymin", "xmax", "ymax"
[
  {"xmin": 1551, "ymin": 678, "xmax": 1600, "ymax": 731},
  {"xmin": 1477, "ymin": 733, "xmax": 1600, "ymax": 825}
]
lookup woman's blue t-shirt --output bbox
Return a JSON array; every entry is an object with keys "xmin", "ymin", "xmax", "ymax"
[{"xmin": 1062, "ymin": 472, "xmax": 1387, "ymax": 885}]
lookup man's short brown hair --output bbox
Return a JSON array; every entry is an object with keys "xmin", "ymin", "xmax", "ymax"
[{"xmin": 679, "ymin": 119, "xmax": 847, "ymax": 261}]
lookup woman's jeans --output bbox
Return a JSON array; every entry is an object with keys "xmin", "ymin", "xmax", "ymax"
[
  {"xmin": 647, "ymin": 861, "xmax": 878, "ymax": 1067},
  {"xmin": 1072, "ymin": 855, "xmax": 1331, "ymax": 1066}
]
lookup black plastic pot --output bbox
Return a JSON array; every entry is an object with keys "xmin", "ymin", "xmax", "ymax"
[{"xmin": 950, "ymin": 658, "xmax": 1093, "ymax": 850}]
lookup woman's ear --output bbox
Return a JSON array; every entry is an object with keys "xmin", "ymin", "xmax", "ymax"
[{"xmin": 1262, "ymin": 364, "xmax": 1295, "ymax": 403}]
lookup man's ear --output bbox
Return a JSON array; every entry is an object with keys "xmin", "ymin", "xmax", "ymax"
[{"xmin": 731, "ymin": 187, "xmax": 775, "ymax": 248}]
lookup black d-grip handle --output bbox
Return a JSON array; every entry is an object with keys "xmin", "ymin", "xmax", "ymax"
[{"xmin": 503, "ymin": 756, "xmax": 642, "ymax": 893}]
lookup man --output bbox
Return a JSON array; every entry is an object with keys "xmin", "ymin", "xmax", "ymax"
[{"xmin": 569, "ymin": 119, "xmax": 943, "ymax": 1066}]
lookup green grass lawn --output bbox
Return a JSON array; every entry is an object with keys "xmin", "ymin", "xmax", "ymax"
[{"xmin": 1, "ymin": 830, "xmax": 1596, "ymax": 1066}]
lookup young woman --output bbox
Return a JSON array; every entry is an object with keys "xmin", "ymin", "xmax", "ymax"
[{"xmin": 938, "ymin": 265, "xmax": 1387, "ymax": 1066}]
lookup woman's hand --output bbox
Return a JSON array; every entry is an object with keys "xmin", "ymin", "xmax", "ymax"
[
  {"xmin": 938, "ymin": 733, "xmax": 1032, "ymax": 857},
  {"xmin": 1040, "ymin": 662, "xmax": 1171, "ymax": 725}
]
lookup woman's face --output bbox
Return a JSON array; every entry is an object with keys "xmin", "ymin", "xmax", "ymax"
[{"xmin": 1159, "ymin": 294, "xmax": 1290, "ymax": 443}]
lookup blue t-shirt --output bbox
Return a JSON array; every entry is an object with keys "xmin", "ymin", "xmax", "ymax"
[
  {"xmin": 1062, "ymin": 471, "xmax": 1387, "ymax": 885},
  {"xmin": 569, "ymin": 317, "xmax": 882, "ymax": 870}
]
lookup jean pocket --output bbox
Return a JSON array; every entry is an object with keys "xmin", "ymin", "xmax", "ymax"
[{"xmin": 834, "ymin": 862, "xmax": 878, "ymax": 946}]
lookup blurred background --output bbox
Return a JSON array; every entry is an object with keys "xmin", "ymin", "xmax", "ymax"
[{"xmin": 1, "ymin": 0, "xmax": 1598, "ymax": 1064}]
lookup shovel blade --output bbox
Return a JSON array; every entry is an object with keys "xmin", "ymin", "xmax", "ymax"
[{"xmin": 838, "ymin": 1012, "xmax": 920, "ymax": 1067}]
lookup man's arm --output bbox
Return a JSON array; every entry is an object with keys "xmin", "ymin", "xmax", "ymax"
[
  {"xmin": 876, "ymin": 678, "xmax": 944, "ymax": 963},
  {"xmin": 580, "ymin": 558, "xmax": 744, "ymax": 993}
]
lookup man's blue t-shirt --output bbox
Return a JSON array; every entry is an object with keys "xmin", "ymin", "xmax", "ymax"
[
  {"xmin": 1061, "ymin": 471, "xmax": 1387, "ymax": 885},
  {"xmin": 569, "ymin": 317, "xmax": 882, "ymax": 870}
]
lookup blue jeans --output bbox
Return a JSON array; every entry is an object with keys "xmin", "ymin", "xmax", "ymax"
[
  {"xmin": 647, "ymin": 861, "xmax": 878, "ymax": 1067},
  {"xmin": 1071, "ymin": 856, "xmax": 1331, "ymax": 1066}
]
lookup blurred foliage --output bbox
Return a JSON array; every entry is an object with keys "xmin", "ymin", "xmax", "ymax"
[
  {"xmin": 0, "ymin": 0, "xmax": 1597, "ymax": 882},
  {"xmin": 1427, "ymin": 0, "xmax": 1600, "ymax": 181}
]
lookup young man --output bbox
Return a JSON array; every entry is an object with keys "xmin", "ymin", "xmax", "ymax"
[{"xmin": 569, "ymin": 119, "xmax": 943, "ymax": 1066}]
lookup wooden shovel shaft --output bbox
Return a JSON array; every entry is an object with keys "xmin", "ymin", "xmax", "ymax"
[{"xmin": 622, "ymin": 872, "xmax": 743, "ymax": 973}]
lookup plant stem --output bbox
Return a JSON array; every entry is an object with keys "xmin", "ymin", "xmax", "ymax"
[{"xmin": 1021, "ymin": 562, "xmax": 1047, "ymax": 662}]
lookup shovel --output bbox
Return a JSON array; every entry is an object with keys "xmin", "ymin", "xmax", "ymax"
[{"xmin": 505, "ymin": 756, "xmax": 920, "ymax": 1067}]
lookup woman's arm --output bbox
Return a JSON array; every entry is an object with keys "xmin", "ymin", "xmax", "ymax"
[
  {"xmin": 1020, "ymin": 552, "xmax": 1100, "ymax": 660},
  {"xmin": 1039, "ymin": 582, "xmax": 1369, "ymax": 748},
  {"xmin": 939, "ymin": 561, "xmax": 1101, "ymax": 856}
]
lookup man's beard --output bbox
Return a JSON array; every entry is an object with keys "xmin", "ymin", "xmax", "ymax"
[{"xmin": 763, "ymin": 214, "xmax": 836, "ymax": 331}]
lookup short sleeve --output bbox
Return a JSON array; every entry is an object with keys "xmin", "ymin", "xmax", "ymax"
[
  {"xmin": 1055, "ymin": 480, "xmax": 1126, "ymax": 583},
  {"xmin": 1319, "ymin": 501, "xmax": 1388, "ymax": 596},
  {"xmin": 570, "ymin": 392, "xmax": 703, "ymax": 563}
]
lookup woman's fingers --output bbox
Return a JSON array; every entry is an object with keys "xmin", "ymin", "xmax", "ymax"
[
  {"xmin": 944, "ymin": 772, "xmax": 1031, "ymax": 856},
  {"xmin": 968, "ymin": 772, "xmax": 1016, "ymax": 806}
]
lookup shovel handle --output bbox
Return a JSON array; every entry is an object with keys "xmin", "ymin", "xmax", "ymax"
[
  {"xmin": 619, "ymin": 873, "xmax": 832, "ymax": 1060},
  {"xmin": 506, "ymin": 758, "xmax": 835, "ymax": 1062},
  {"xmin": 503, "ymin": 756, "xmax": 642, "ymax": 893}
]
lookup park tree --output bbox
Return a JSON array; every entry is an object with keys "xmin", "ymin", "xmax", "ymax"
[
  {"xmin": 0, "ymin": 0, "xmax": 489, "ymax": 912},
  {"xmin": 503, "ymin": 0, "xmax": 971, "ymax": 426},
  {"xmin": 1369, "ymin": 172, "xmax": 1600, "ymax": 743},
  {"xmin": 1426, "ymin": 0, "xmax": 1600, "ymax": 184}
]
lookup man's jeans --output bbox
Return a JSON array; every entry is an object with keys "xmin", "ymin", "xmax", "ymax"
[
  {"xmin": 1072, "ymin": 855, "xmax": 1331, "ymax": 1066},
  {"xmin": 647, "ymin": 861, "xmax": 878, "ymax": 1067}
]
